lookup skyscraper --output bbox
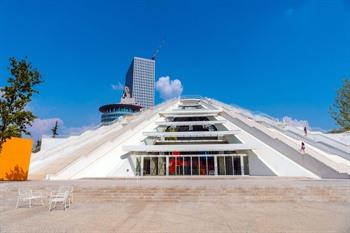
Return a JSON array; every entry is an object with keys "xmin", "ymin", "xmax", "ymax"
[{"xmin": 125, "ymin": 57, "xmax": 155, "ymax": 108}]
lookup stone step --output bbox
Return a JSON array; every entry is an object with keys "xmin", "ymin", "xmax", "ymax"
[{"xmin": 3, "ymin": 184, "xmax": 350, "ymax": 204}]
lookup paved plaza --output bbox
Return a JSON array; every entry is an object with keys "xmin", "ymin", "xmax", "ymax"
[{"xmin": 1, "ymin": 177, "xmax": 350, "ymax": 233}]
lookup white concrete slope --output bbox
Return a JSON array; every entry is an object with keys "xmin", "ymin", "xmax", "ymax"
[
  {"xmin": 29, "ymin": 97, "xmax": 350, "ymax": 180},
  {"xmin": 227, "ymin": 101, "xmax": 350, "ymax": 156},
  {"xmin": 201, "ymin": 101, "xmax": 319, "ymax": 178},
  {"xmin": 28, "ymin": 99, "xmax": 176, "ymax": 180},
  {"xmin": 207, "ymin": 98, "xmax": 350, "ymax": 179}
]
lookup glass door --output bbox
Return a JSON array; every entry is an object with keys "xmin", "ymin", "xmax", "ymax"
[
  {"xmin": 176, "ymin": 157, "xmax": 183, "ymax": 175},
  {"xmin": 199, "ymin": 157, "xmax": 207, "ymax": 175},
  {"xmin": 207, "ymin": 156, "xmax": 215, "ymax": 175},
  {"xmin": 184, "ymin": 157, "xmax": 191, "ymax": 175},
  {"xmin": 169, "ymin": 157, "xmax": 175, "ymax": 175},
  {"xmin": 192, "ymin": 157, "xmax": 199, "ymax": 175}
]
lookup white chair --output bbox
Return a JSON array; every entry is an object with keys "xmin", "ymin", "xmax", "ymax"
[
  {"xmin": 16, "ymin": 189, "xmax": 44, "ymax": 208},
  {"xmin": 58, "ymin": 186, "xmax": 74, "ymax": 205},
  {"xmin": 49, "ymin": 191, "xmax": 70, "ymax": 211}
]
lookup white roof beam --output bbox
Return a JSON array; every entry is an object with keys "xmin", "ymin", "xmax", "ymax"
[
  {"xmin": 159, "ymin": 109, "xmax": 222, "ymax": 117},
  {"xmin": 143, "ymin": 130, "xmax": 240, "ymax": 137},
  {"xmin": 123, "ymin": 143, "xmax": 255, "ymax": 152},
  {"xmin": 155, "ymin": 120, "xmax": 226, "ymax": 126}
]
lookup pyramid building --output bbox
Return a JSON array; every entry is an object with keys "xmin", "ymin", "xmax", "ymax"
[{"xmin": 29, "ymin": 97, "xmax": 350, "ymax": 180}]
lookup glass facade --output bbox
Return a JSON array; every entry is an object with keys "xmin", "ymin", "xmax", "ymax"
[
  {"xmin": 125, "ymin": 57, "xmax": 155, "ymax": 108},
  {"xmin": 129, "ymin": 99, "xmax": 251, "ymax": 177},
  {"xmin": 99, "ymin": 105, "xmax": 141, "ymax": 125},
  {"xmin": 136, "ymin": 155, "xmax": 249, "ymax": 176}
]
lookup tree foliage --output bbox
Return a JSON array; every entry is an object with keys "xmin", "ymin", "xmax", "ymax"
[
  {"xmin": 0, "ymin": 57, "xmax": 42, "ymax": 149},
  {"xmin": 330, "ymin": 79, "xmax": 350, "ymax": 131},
  {"xmin": 32, "ymin": 139, "xmax": 42, "ymax": 153},
  {"xmin": 51, "ymin": 120, "xmax": 59, "ymax": 138}
]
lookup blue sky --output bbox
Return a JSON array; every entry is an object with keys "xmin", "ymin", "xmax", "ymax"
[{"xmin": 1, "ymin": 0, "xmax": 350, "ymax": 135}]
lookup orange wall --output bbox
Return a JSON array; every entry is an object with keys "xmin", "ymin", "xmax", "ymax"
[{"xmin": 0, "ymin": 137, "xmax": 33, "ymax": 181}]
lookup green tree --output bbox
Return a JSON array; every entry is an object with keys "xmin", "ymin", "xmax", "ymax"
[
  {"xmin": 330, "ymin": 79, "xmax": 350, "ymax": 131},
  {"xmin": 51, "ymin": 120, "xmax": 59, "ymax": 138},
  {"xmin": 0, "ymin": 57, "xmax": 42, "ymax": 150}
]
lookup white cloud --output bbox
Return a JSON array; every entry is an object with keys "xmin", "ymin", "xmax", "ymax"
[
  {"xmin": 29, "ymin": 117, "xmax": 99, "ymax": 141},
  {"xmin": 155, "ymin": 76, "xmax": 183, "ymax": 100},
  {"xmin": 111, "ymin": 82, "xmax": 124, "ymax": 91},
  {"xmin": 29, "ymin": 118, "xmax": 63, "ymax": 140},
  {"xmin": 61, "ymin": 124, "xmax": 97, "ymax": 135},
  {"xmin": 282, "ymin": 116, "xmax": 308, "ymax": 128}
]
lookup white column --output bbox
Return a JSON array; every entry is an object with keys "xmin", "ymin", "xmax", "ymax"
[
  {"xmin": 214, "ymin": 155, "xmax": 218, "ymax": 176},
  {"xmin": 190, "ymin": 156, "xmax": 193, "ymax": 176},
  {"xmin": 141, "ymin": 156, "xmax": 144, "ymax": 177},
  {"xmin": 240, "ymin": 156, "xmax": 244, "ymax": 176},
  {"xmin": 166, "ymin": 156, "xmax": 169, "ymax": 176},
  {"xmin": 182, "ymin": 157, "xmax": 185, "ymax": 175}
]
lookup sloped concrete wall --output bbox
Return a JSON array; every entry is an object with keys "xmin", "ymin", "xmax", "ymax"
[{"xmin": 248, "ymin": 152, "xmax": 276, "ymax": 176}]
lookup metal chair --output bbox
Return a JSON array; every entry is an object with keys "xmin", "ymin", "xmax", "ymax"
[
  {"xmin": 16, "ymin": 189, "xmax": 44, "ymax": 208},
  {"xmin": 57, "ymin": 186, "xmax": 74, "ymax": 206},
  {"xmin": 49, "ymin": 190, "xmax": 70, "ymax": 211}
]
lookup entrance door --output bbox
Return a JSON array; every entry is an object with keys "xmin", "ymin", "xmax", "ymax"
[
  {"xmin": 143, "ymin": 157, "xmax": 151, "ymax": 176},
  {"xmin": 207, "ymin": 156, "xmax": 215, "ymax": 175},
  {"xmin": 192, "ymin": 157, "xmax": 199, "ymax": 175},
  {"xmin": 199, "ymin": 157, "xmax": 207, "ymax": 175},
  {"xmin": 225, "ymin": 156, "xmax": 233, "ymax": 175},
  {"xmin": 169, "ymin": 157, "xmax": 175, "ymax": 175},
  {"xmin": 176, "ymin": 157, "xmax": 183, "ymax": 175},
  {"xmin": 216, "ymin": 156, "xmax": 245, "ymax": 175},
  {"xmin": 217, "ymin": 156, "xmax": 225, "ymax": 175},
  {"xmin": 184, "ymin": 157, "xmax": 191, "ymax": 175},
  {"xmin": 233, "ymin": 157, "xmax": 242, "ymax": 175}
]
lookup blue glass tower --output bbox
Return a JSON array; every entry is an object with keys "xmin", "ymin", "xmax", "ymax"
[{"xmin": 125, "ymin": 57, "xmax": 155, "ymax": 108}]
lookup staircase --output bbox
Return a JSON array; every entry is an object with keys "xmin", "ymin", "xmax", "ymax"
[
  {"xmin": 205, "ymin": 99, "xmax": 350, "ymax": 179},
  {"xmin": 2, "ymin": 178, "xmax": 350, "ymax": 205},
  {"xmin": 222, "ymin": 112, "xmax": 350, "ymax": 179}
]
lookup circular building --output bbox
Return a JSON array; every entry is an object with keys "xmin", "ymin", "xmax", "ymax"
[{"xmin": 99, "ymin": 103, "xmax": 142, "ymax": 125}]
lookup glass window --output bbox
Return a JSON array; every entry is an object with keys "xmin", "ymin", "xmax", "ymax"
[
  {"xmin": 136, "ymin": 157, "xmax": 141, "ymax": 176},
  {"xmin": 225, "ymin": 156, "xmax": 233, "ymax": 175},
  {"xmin": 176, "ymin": 157, "xmax": 183, "ymax": 175},
  {"xmin": 192, "ymin": 157, "xmax": 199, "ymax": 175},
  {"xmin": 243, "ymin": 156, "xmax": 249, "ymax": 175},
  {"xmin": 200, "ymin": 157, "xmax": 207, "ymax": 175},
  {"xmin": 217, "ymin": 157, "xmax": 225, "ymax": 175},
  {"xmin": 158, "ymin": 157, "xmax": 166, "ymax": 176},
  {"xmin": 207, "ymin": 156, "xmax": 215, "ymax": 175},
  {"xmin": 169, "ymin": 157, "xmax": 175, "ymax": 175},
  {"xmin": 151, "ymin": 157, "xmax": 158, "ymax": 175},
  {"xmin": 234, "ymin": 157, "xmax": 242, "ymax": 175},
  {"xmin": 143, "ymin": 157, "xmax": 150, "ymax": 176},
  {"xmin": 184, "ymin": 157, "xmax": 191, "ymax": 175}
]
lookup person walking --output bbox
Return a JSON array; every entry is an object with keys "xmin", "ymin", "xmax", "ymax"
[
  {"xmin": 300, "ymin": 142, "xmax": 306, "ymax": 153},
  {"xmin": 304, "ymin": 126, "xmax": 308, "ymax": 137}
]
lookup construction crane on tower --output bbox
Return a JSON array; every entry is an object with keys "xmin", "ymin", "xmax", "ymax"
[{"xmin": 151, "ymin": 39, "xmax": 165, "ymax": 60}]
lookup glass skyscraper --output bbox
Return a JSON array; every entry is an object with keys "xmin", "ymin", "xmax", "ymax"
[{"xmin": 125, "ymin": 57, "xmax": 155, "ymax": 108}]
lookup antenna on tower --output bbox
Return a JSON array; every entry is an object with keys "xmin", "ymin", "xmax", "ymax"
[{"xmin": 151, "ymin": 39, "xmax": 165, "ymax": 60}]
